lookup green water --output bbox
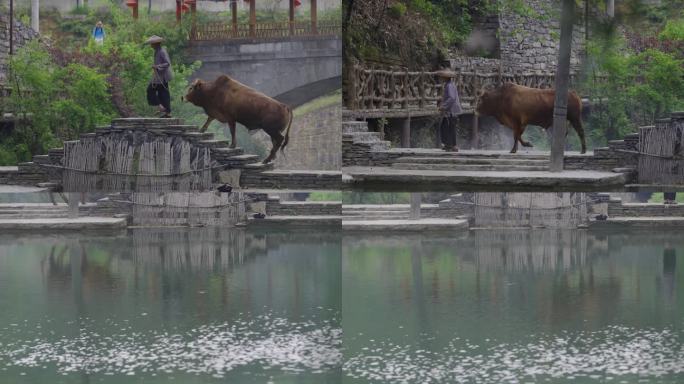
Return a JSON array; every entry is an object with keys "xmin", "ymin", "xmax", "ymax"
[
  {"xmin": 343, "ymin": 229, "xmax": 684, "ymax": 383},
  {"xmin": 0, "ymin": 228, "xmax": 342, "ymax": 384}
]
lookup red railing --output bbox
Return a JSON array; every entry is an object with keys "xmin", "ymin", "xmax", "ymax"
[{"xmin": 190, "ymin": 20, "xmax": 341, "ymax": 41}]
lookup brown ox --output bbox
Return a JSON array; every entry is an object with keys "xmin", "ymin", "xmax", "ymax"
[
  {"xmin": 183, "ymin": 75, "xmax": 293, "ymax": 164},
  {"xmin": 476, "ymin": 82, "xmax": 586, "ymax": 154}
]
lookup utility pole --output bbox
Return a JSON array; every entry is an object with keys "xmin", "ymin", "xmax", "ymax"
[
  {"xmin": 549, "ymin": 0, "xmax": 575, "ymax": 172},
  {"xmin": 9, "ymin": 0, "xmax": 13, "ymax": 55},
  {"xmin": 607, "ymin": 0, "xmax": 614, "ymax": 18},
  {"xmin": 31, "ymin": 0, "xmax": 39, "ymax": 33}
]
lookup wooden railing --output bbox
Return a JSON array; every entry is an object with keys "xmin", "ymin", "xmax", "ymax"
[
  {"xmin": 345, "ymin": 65, "xmax": 582, "ymax": 113},
  {"xmin": 190, "ymin": 20, "xmax": 341, "ymax": 41}
]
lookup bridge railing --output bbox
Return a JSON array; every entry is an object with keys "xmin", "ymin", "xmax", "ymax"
[
  {"xmin": 190, "ymin": 20, "xmax": 341, "ymax": 41},
  {"xmin": 345, "ymin": 65, "xmax": 581, "ymax": 114}
]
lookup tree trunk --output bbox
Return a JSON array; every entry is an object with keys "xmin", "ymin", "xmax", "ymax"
[{"xmin": 549, "ymin": 0, "xmax": 575, "ymax": 172}]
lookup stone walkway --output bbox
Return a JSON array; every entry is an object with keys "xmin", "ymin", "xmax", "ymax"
[
  {"xmin": 343, "ymin": 166, "xmax": 628, "ymax": 191},
  {"xmin": 247, "ymin": 215, "xmax": 343, "ymax": 227},
  {"xmin": 343, "ymin": 218, "xmax": 469, "ymax": 231},
  {"xmin": 591, "ymin": 217, "xmax": 684, "ymax": 228},
  {"xmin": 0, "ymin": 217, "xmax": 127, "ymax": 230}
]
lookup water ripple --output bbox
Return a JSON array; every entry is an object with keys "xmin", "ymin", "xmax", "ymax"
[
  {"xmin": 343, "ymin": 325, "xmax": 684, "ymax": 383},
  {"xmin": 0, "ymin": 313, "xmax": 342, "ymax": 378}
]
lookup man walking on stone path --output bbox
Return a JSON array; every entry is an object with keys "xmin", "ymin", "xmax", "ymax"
[
  {"xmin": 436, "ymin": 69, "xmax": 462, "ymax": 152},
  {"xmin": 145, "ymin": 35, "xmax": 173, "ymax": 118}
]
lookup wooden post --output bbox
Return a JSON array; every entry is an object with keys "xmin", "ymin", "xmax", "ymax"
[
  {"xmin": 289, "ymin": 0, "xmax": 295, "ymax": 36},
  {"xmin": 132, "ymin": 0, "xmax": 138, "ymax": 20},
  {"xmin": 410, "ymin": 193, "xmax": 421, "ymax": 220},
  {"xmin": 310, "ymin": 0, "xmax": 317, "ymax": 35},
  {"xmin": 249, "ymin": 0, "xmax": 256, "ymax": 37},
  {"xmin": 191, "ymin": 2, "xmax": 196, "ymax": 33},
  {"xmin": 231, "ymin": 0, "xmax": 238, "ymax": 36},
  {"xmin": 550, "ymin": 0, "xmax": 575, "ymax": 172},
  {"xmin": 401, "ymin": 117, "xmax": 411, "ymax": 148},
  {"xmin": 472, "ymin": 113, "xmax": 479, "ymax": 149},
  {"xmin": 176, "ymin": 0, "xmax": 181, "ymax": 24}
]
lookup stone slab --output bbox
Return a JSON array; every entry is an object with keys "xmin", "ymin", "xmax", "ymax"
[
  {"xmin": 343, "ymin": 218, "xmax": 469, "ymax": 231},
  {"xmin": 0, "ymin": 185, "xmax": 48, "ymax": 193},
  {"xmin": 590, "ymin": 217, "xmax": 684, "ymax": 228},
  {"xmin": 0, "ymin": 217, "xmax": 127, "ymax": 230},
  {"xmin": 247, "ymin": 215, "xmax": 342, "ymax": 227},
  {"xmin": 343, "ymin": 166, "xmax": 628, "ymax": 192}
]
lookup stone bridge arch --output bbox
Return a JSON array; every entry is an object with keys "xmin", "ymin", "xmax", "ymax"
[{"xmin": 186, "ymin": 36, "xmax": 342, "ymax": 107}]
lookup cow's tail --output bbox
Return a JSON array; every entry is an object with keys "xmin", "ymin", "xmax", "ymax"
[{"xmin": 280, "ymin": 106, "xmax": 293, "ymax": 153}]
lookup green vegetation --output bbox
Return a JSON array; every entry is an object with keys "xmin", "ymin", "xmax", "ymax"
[
  {"xmin": 5, "ymin": 1, "xmax": 340, "ymax": 164},
  {"xmin": 577, "ymin": 8, "xmax": 684, "ymax": 147},
  {"xmin": 308, "ymin": 191, "xmax": 343, "ymax": 201},
  {"xmin": 293, "ymin": 89, "xmax": 342, "ymax": 117},
  {"xmin": 343, "ymin": 193, "xmax": 411, "ymax": 204}
]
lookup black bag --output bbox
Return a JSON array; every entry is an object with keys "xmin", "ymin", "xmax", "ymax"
[{"xmin": 146, "ymin": 83, "xmax": 160, "ymax": 106}]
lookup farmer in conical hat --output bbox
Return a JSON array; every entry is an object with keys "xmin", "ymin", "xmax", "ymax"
[
  {"xmin": 145, "ymin": 35, "xmax": 174, "ymax": 118},
  {"xmin": 435, "ymin": 69, "xmax": 462, "ymax": 152}
]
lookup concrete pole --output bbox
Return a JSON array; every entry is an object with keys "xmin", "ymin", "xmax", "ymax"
[
  {"xmin": 31, "ymin": 0, "xmax": 39, "ymax": 33},
  {"xmin": 607, "ymin": 0, "xmax": 614, "ymax": 18},
  {"xmin": 549, "ymin": 0, "xmax": 575, "ymax": 172},
  {"xmin": 410, "ymin": 193, "xmax": 421, "ymax": 220},
  {"xmin": 401, "ymin": 117, "xmax": 411, "ymax": 148},
  {"xmin": 9, "ymin": 0, "xmax": 13, "ymax": 55},
  {"xmin": 68, "ymin": 193, "xmax": 79, "ymax": 219}
]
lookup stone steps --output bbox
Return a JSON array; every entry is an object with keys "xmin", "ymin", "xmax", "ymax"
[
  {"xmin": 343, "ymin": 204, "xmax": 412, "ymax": 221},
  {"xmin": 247, "ymin": 215, "xmax": 342, "ymax": 227},
  {"xmin": 381, "ymin": 149, "xmax": 551, "ymax": 160},
  {"xmin": 266, "ymin": 199, "xmax": 342, "ymax": 216},
  {"xmin": 241, "ymin": 170, "xmax": 341, "ymax": 190},
  {"xmin": 342, "ymin": 121, "xmax": 370, "ymax": 134},
  {"xmin": 608, "ymin": 202, "xmax": 684, "ymax": 217},
  {"xmin": 393, "ymin": 163, "xmax": 549, "ymax": 172},
  {"xmin": 393, "ymin": 156, "xmax": 550, "ymax": 166},
  {"xmin": 198, "ymin": 139, "xmax": 230, "ymax": 148}
]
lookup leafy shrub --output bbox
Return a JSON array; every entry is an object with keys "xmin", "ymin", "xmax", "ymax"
[{"xmin": 388, "ymin": 3, "xmax": 407, "ymax": 19}]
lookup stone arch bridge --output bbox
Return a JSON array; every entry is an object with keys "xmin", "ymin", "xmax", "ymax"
[{"xmin": 187, "ymin": 30, "xmax": 342, "ymax": 108}]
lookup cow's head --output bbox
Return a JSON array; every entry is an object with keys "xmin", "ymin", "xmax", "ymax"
[
  {"xmin": 475, "ymin": 84, "xmax": 500, "ymax": 116},
  {"xmin": 183, "ymin": 79, "xmax": 205, "ymax": 106}
]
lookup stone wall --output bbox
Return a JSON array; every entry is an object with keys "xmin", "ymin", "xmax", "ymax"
[
  {"xmin": 0, "ymin": 13, "xmax": 39, "ymax": 83},
  {"xmin": 186, "ymin": 36, "xmax": 342, "ymax": 101},
  {"xmin": 267, "ymin": 93, "xmax": 342, "ymax": 171},
  {"xmin": 498, "ymin": 0, "xmax": 586, "ymax": 73}
]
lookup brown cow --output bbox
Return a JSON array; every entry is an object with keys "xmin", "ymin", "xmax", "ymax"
[
  {"xmin": 476, "ymin": 82, "xmax": 587, "ymax": 154},
  {"xmin": 183, "ymin": 75, "xmax": 293, "ymax": 164}
]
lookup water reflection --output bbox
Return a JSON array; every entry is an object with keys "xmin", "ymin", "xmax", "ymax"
[
  {"xmin": 0, "ymin": 228, "xmax": 341, "ymax": 383},
  {"xmin": 343, "ymin": 229, "xmax": 684, "ymax": 383}
]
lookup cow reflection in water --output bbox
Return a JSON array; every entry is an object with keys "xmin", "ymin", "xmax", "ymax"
[
  {"xmin": 183, "ymin": 75, "xmax": 294, "ymax": 164},
  {"xmin": 476, "ymin": 82, "xmax": 587, "ymax": 154}
]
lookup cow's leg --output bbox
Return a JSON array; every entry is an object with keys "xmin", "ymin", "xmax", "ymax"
[
  {"xmin": 263, "ymin": 131, "xmax": 284, "ymax": 164},
  {"xmin": 510, "ymin": 124, "xmax": 524, "ymax": 153},
  {"xmin": 569, "ymin": 117, "xmax": 587, "ymax": 154},
  {"xmin": 228, "ymin": 120, "xmax": 237, "ymax": 149},
  {"xmin": 200, "ymin": 116, "xmax": 214, "ymax": 133}
]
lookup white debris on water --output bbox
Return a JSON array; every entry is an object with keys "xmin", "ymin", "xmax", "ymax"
[
  {"xmin": 0, "ymin": 313, "xmax": 342, "ymax": 378},
  {"xmin": 343, "ymin": 325, "xmax": 684, "ymax": 383}
]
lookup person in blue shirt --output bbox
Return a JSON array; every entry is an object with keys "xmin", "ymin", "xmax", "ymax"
[
  {"xmin": 92, "ymin": 21, "xmax": 105, "ymax": 45},
  {"xmin": 436, "ymin": 69, "xmax": 463, "ymax": 152}
]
